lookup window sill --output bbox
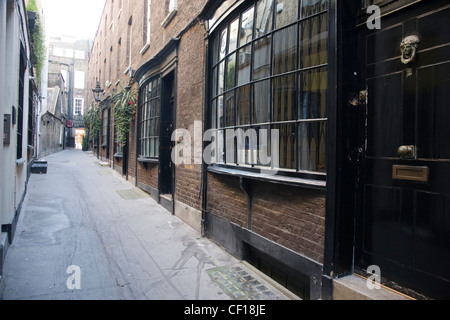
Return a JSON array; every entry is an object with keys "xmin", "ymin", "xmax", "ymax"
[
  {"xmin": 161, "ymin": 9, "xmax": 177, "ymax": 28},
  {"xmin": 140, "ymin": 43, "xmax": 150, "ymax": 55},
  {"xmin": 114, "ymin": 153, "xmax": 123, "ymax": 159},
  {"xmin": 138, "ymin": 156, "xmax": 158, "ymax": 164},
  {"xmin": 16, "ymin": 158, "xmax": 26, "ymax": 166},
  {"xmin": 207, "ymin": 165, "xmax": 326, "ymax": 189}
]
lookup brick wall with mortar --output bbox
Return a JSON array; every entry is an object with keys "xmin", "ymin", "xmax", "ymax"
[
  {"xmin": 87, "ymin": 0, "xmax": 328, "ymax": 288},
  {"xmin": 88, "ymin": 1, "xmax": 205, "ymax": 166},
  {"xmin": 174, "ymin": 21, "xmax": 207, "ymax": 212},
  {"xmin": 88, "ymin": 0, "xmax": 207, "ymax": 204},
  {"xmin": 207, "ymin": 173, "xmax": 326, "ymax": 264}
]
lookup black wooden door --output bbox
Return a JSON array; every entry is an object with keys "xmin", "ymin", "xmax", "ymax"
[
  {"xmin": 356, "ymin": 0, "xmax": 450, "ymax": 299},
  {"xmin": 159, "ymin": 71, "xmax": 175, "ymax": 196}
]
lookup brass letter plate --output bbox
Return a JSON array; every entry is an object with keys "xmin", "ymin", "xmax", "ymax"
[{"xmin": 392, "ymin": 165, "xmax": 429, "ymax": 182}]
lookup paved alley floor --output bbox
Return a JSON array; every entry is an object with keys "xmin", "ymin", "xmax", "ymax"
[{"xmin": 0, "ymin": 149, "xmax": 292, "ymax": 300}]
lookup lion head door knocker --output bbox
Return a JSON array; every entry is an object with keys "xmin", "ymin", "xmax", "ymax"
[{"xmin": 400, "ymin": 35, "xmax": 420, "ymax": 78}]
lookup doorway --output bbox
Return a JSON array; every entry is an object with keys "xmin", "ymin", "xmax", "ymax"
[
  {"xmin": 355, "ymin": 0, "xmax": 450, "ymax": 299},
  {"xmin": 159, "ymin": 71, "xmax": 176, "ymax": 203}
]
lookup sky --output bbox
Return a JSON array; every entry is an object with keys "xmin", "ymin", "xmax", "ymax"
[{"xmin": 42, "ymin": 0, "xmax": 106, "ymax": 40}]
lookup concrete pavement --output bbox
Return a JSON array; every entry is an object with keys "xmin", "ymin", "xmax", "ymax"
[{"xmin": 0, "ymin": 149, "xmax": 293, "ymax": 300}]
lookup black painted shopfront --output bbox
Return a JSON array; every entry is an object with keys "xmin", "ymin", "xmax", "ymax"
[
  {"xmin": 202, "ymin": 0, "xmax": 450, "ymax": 299},
  {"xmin": 324, "ymin": 0, "xmax": 450, "ymax": 300}
]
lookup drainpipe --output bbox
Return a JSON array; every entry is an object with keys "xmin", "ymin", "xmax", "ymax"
[{"xmin": 200, "ymin": 25, "xmax": 209, "ymax": 238}]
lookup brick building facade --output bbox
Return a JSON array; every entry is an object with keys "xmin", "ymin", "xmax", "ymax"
[
  {"xmin": 88, "ymin": 0, "xmax": 450, "ymax": 300},
  {"xmin": 87, "ymin": 0, "xmax": 208, "ymax": 231},
  {"xmin": 88, "ymin": 0, "xmax": 325, "ymax": 299}
]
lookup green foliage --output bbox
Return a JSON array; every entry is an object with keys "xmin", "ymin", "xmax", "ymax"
[
  {"xmin": 26, "ymin": 0, "xmax": 38, "ymax": 12},
  {"xmin": 27, "ymin": 0, "xmax": 46, "ymax": 84},
  {"xmin": 82, "ymin": 134, "xmax": 89, "ymax": 151},
  {"xmin": 112, "ymin": 87, "xmax": 137, "ymax": 147},
  {"xmin": 84, "ymin": 104, "xmax": 102, "ymax": 140}
]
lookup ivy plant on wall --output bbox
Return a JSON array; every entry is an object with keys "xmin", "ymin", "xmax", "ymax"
[
  {"xmin": 112, "ymin": 86, "xmax": 137, "ymax": 148},
  {"xmin": 83, "ymin": 103, "xmax": 102, "ymax": 142},
  {"xmin": 26, "ymin": 0, "xmax": 46, "ymax": 84}
]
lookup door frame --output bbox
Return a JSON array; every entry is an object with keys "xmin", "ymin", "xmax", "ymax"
[{"xmin": 158, "ymin": 69, "xmax": 177, "ymax": 199}]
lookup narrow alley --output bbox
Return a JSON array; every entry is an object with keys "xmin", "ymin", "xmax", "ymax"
[{"xmin": 0, "ymin": 149, "xmax": 292, "ymax": 301}]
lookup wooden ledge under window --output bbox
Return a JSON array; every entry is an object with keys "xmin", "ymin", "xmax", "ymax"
[{"xmin": 207, "ymin": 165, "xmax": 326, "ymax": 189}]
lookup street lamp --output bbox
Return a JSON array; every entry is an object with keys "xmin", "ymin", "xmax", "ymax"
[{"xmin": 92, "ymin": 81, "xmax": 104, "ymax": 102}]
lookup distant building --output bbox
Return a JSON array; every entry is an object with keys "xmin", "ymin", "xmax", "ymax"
[{"xmin": 40, "ymin": 36, "xmax": 91, "ymax": 155}]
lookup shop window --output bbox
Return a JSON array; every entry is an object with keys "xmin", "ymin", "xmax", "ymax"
[
  {"xmin": 209, "ymin": 0, "xmax": 328, "ymax": 178},
  {"xmin": 139, "ymin": 77, "xmax": 161, "ymax": 159}
]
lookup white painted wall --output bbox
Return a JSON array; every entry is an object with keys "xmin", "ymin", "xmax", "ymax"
[{"xmin": 1, "ymin": 0, "xmax": 33, "ymax": 230}]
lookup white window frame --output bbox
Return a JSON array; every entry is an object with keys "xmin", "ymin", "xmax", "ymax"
[
  {"xmin": 74, "ymin": 98, "xmax": 84, "ymax": 116},
  {"xmin": 162, "ymin": 0, "xmax": 177, "ymax": 28},
  {"xmin": 141, "ymin": 0, "xmax": 151, "ymax": 54}
]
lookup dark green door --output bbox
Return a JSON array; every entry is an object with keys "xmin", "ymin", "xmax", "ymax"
[{"xmin": 356, "ymin": 0, "xmax": 450, "ymax": 299}]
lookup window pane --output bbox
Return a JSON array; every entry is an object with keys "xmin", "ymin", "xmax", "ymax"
[
  {"xmin": 255, "ymin": 125, "xmax": 271, "ymax": 167},
  {"xmin": 155, "ymin": 138, "xmax": 160, "ymax": 157},
  {"xmin": 253, "ymin": 80, "xmax": 271, "ymax": 124},
  {"xmin": 219, "ymin": 27, "xmax": 228, "ymax": 60},
  {"xmin": 212, "ymin": 66, "xmax": 218, "ymax": 97},
  {"xmin": 274, "ymin": 123, "xmax": 297, "ymax": 169},
  {"xmin": 300, "ymin": 0, "xmax": 327, "ymax": 18},
  {"xmin": 155, "ymin": 99, "xmax": 160, "ymax": 117},
  {"xmin": 217, "ymin": 130, "xmax": 225, "ymax": 163},
  {"xmin": 273, "ymin": 73, "xmax": 297, "ymax": 122},
  {"xmin": 211, "ymin": 99, "xmax": 217, "ymax": 129},
  {"xmin": 150, "ymin": 138, "xmax": 154, "ymax": 157},
  {"xmin": 226, "ymin": 53, "xmax": 236, "ymax": 90},
  {"xmin": 299, "ymin": 121, "xmax": 326, "ymax": 172},
  {"xmin": 224, "ymin": 90, "xmax": 236, "ymax": 127},
  {"xmin": 299, "ymin": 67, "xmax": 327, "ymax": 119},
  {"xmin": 145, "ymin": 119, "xmax": 150, "ymax": 138},
  {"xmin": 255, "ymin": 0, "xmax": 273, "ymax": 38},
  {"xmin": 218, "ymin": 61, "xmax": 225, "ymax": 94},
  {"xmin": 237, "ymin": 85, "xmax": 251, "ymax": 125},
  {"xmin": 218, "ymin": 95, "xmax": 224, "ymax": 128},
  {"xmin": 273, "ymin": 25, "xmax": 298, "ymax": 75},
  {"xmin": 275, "ymin": 0, "xmax": 298, "ymax": 29},
  {"xmin": 239, "ymin": 6, "xmax": 254, "ymax": 46},
  {"xmin": 229, "ymin": 18, "xmax": 239, "ymax": 53},
  {"xmin": 143, "ymin": 139, "xmax": 148, "ymax": 157},
  {"xmin": 212, "ymin": 34, "xmax": 219, "ymax": 64},
  {"xmin": 238, "ymin": 44, "xmax": 251, "ymax": 85},
  {"xmin": 300, "ymin": 13, "xmax": 328, "ymax": 68},
  {"xmin": 151, "ymin": 119, "xmax": 157, "ymax": 137},
  {"xmin": 253, "ymin": 35, "xmax": 271, "ymax": 80}
]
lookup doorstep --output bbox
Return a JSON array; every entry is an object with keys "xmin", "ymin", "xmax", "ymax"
[{"xmin": 333, "ymin": 275, "xmax": 413, "ymax": 300}]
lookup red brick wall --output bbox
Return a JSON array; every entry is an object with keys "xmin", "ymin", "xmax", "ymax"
[
  {"xmin": 207, "ymin": 173, "xmax": 250, "ymax": 229},
  {"xmin": 207, "ymin": 172, "xmax": 326, "ymax": 264},
  {"xmin": 252, "ymin": 183, "xmax": 326, "ymax": 264},
  {"xmin": 137, "ymin": 162, "xmax": 158, "ymax": 189},
  {"xmin": 174, "ymin": 22, "xmax": 206, "ymax": 211}
]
